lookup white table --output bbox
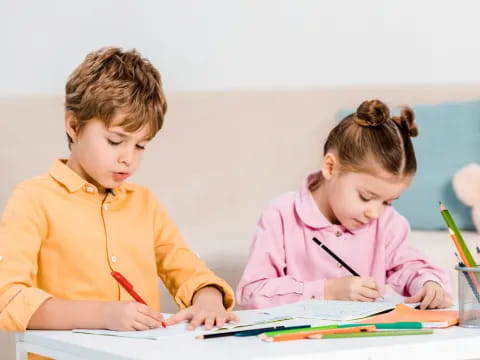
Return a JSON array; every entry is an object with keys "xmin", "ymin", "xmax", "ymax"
[{"xmin": 15, "ymin": 325, "xmax": 480, "ymax": 360}]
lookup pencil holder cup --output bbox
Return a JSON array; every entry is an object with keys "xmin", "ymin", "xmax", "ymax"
[{"xmin": 456, "ymin": 266, "xmax": 480, "ymax": 328}]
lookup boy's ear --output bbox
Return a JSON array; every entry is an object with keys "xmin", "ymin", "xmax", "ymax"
[
  {"xmin": 65, "ymin": 112, "xmax": 79, "ymax": 142},
  {"xmin": 321, "ymin": 152, "xmax": 338, "ymax": 180}
]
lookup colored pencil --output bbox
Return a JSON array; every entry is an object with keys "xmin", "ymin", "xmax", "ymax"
[
  {"xmin": 449, "ymin": 229, "xmax": 471, "ymax": 268},
  {"xmin": 234, "ymin": 325, "xmax": 311, "ymax": 337},
  {"xmin": 196, "ymin": 324, "xmax": 310, "ymax": 339},
  {"xmin": 341, "ymin": 321, "xmax": 449, "ymax": 329},
  {"xmin": 260, "ymin": 324, "xmax": 338, "ymax": 338},
  {"xmin": 312, "ymin": 237, "xmax": 383, "ymax": 299},
  {"xmin": 440, "ymin": 202, "xmax": 476, "ymax": 267},
  {"xmin": 262, "ymin": 326, "xmax": 375, "ymax": 342},
  {"xmin": 312, "ymin": 237, "xmax": 359, "ymax": 276},
  {"xmin": 308, "ymin": 329, "xmax": 433, "ymax": 339}
]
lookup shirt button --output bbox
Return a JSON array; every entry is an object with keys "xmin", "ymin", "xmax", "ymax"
[
  {"xmin": 86, "ymin": 186, "xmax": 94, "ymax": 193},
  {"xmin": 103, "ymin": 204, "xmax": 109, "ymax": 210},
  {"xmin": 111, "ymin": 255, "xmax": 117, "ymax": 263},
  {"xmin": 336, "ymin": 231, "xmax": 342, "ymax": 237}
]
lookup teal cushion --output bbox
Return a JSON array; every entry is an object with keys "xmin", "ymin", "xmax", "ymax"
[{"xmin": 336, "ymin": 100, "xmax": 480, "ymax": 230}]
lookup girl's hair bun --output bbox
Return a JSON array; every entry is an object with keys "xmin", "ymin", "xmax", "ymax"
[
  {"xmin": 354, "ymin": 99, "xmax": 390, "ymax": 127},
  {"xmin": 392, "ymin": 107, "xmax": 418, "ymax": 138}
]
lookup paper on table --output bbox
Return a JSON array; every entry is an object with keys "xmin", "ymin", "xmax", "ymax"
[
  {"xmin": 73, "ymin": 321, "xmax": 203, "ymax": 340},
  {"xmin": 357, "ymin": 304, "xmax": 459, "ymax": 327},
  {"xmin": 72, "ymin": 310, "xmax": 292, "ymax": 340},
  {"xmin": 260, "ymin": 299, "xmax": 399, "ymax": 321}
]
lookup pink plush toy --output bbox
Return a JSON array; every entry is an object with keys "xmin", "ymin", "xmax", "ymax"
[{"xmin": 453, "ymin": 163, "xmax": 480, "ymax": 232}]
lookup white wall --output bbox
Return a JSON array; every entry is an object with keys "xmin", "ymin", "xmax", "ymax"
[{"xmin": 1, "ymin": 0, "xmax": 480, "ymax": 96}]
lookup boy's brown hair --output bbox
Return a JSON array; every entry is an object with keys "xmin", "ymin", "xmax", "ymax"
[
  {"xmin": 65, "ymin": 47, "xmax": 167, "ymax": 148},
  {"xmin": 325, "ymin": 99, "xmax": 418, "ymax": 176}
]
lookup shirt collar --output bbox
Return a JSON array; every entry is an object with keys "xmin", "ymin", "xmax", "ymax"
[
  {"xmin": 48, "ymin": 159, "xmax": 134, "ymax": 194},
  {"xmin": 294, "ymin": 171, "xmax": 367, "ymax": 235}
]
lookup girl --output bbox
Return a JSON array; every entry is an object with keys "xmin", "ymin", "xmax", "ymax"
[{"xmin": 236, "ymin": 99, "xmax": 451, "ymax": 310}]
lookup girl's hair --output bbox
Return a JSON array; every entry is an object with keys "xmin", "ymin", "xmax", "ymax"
[{"xmin": 323, "ymin": 99, "xmax": 418, "ymax": 177}]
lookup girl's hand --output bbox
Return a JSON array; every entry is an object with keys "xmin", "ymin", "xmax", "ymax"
[
  {"xmin": 102, "ymin": 301, "xmax": 164, "ymax": 331},
  {"xmin": 164, "ymin": 286, "xmax": 239, "ymax": 330},
  {"xmin": 405, "ymin": 281, "xmax": 453, "ymax": 309},
  {"xmin": 325, "ymin": 276, "xmax": 381, "ymax": 301}
]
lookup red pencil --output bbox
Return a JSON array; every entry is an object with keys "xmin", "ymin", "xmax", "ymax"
[{"xmin": 111, "ymin": 271, "xmax": 166, "ymax": 328}]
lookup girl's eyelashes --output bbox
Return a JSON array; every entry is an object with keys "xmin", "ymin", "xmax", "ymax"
[
  {"xmin": 107, "ymin": 139, "xmax": 121, "ymax": 146},
  {"xmin": 136, "ymin": 144, "xmax": 146, "ymax": 150}
]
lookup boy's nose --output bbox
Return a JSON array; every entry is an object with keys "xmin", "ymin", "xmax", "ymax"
[{"xmin": 118, "ymin": 149, "xmax": 134, "ymax": 166}]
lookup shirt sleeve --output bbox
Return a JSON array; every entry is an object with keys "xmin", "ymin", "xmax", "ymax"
[
  {"xmin": 236, "ymin": 206, "xmax": 324, "ymax": 309},
  {"xmin": 0, "ymin": 186, "xmax": 53, "ymax": 332},
  {"xmin": 153, "ymin": 198, "xmax": 234, "ymax": 310},
  {"xmin": 383, "ymin": 209, "xmax": 450, "ymax": 297}
]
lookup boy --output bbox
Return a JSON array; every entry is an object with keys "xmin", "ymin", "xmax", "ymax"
[{"xmin": 0, "ymin": 47, "xmax": 237, "ymax": 358}]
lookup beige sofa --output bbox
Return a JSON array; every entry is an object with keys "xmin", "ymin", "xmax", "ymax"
[{"xmin": 1, "ymin": 86, "xmax": 479, "ymax": 359}]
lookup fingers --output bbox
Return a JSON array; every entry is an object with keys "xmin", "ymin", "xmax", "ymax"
[
  {"xmin": 164, "ymin": 309, "xmax": 192, "ymax": 326},
  {"xmin": 187, "ymin": 313, "xmax": 205, "ymax": 330},
  {"xmin": 426, "ymin": 288, "xmax": 452, "ymax": 309},
  {"xmin": 363, "ymin": 277, "xmax": 379, "ymax": 290},
  {"xmin": 187, "ymin": 312, "xmax": 225, "ymax": 330},
  {"xmin": 137, "ymin": 304, "xmax": 164, "ymax": 322},
  {"xmin": 213, "ymin": 315, "xmax": 226, "ymax": 329},
  {"xmin": 404, "ymin": 289, "xmax": 424, "ymax": 304},
  {"xmin": 203, "ymin": 316, "xmax": 215, "ymax": 330},
  {"xmin": 427, "ymin": 288, "xmax": 443, "ymax": 309},
  {"xmin": 419, "ymin": 288, "xmax": 435, "ymax": 309},
  {"xmin": 355, "ymin": 294, "xmax": 377, "ymax": 302},
  {"xmin": 132, "ymin": 320, "xmax": 151, "ymax": 331},
  {"xmin": 131, "ymin": 312, "xmax": 163, "ymax": 330},
  {"xmin": 212, "ymin": 312, "xmax": 239, "ymax": 329},
  {"xmin": 358, "ymin": 286, "xmax": 381, "ymax": 301},
  {"xmin": 226, "ymin": 312, "xmax": 240, "ymax": 324}
]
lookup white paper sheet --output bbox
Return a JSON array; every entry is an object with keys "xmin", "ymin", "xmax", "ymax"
[
  {"xmin": 260, "ymin": 299, "xmax": 398, "ymax": 321},
  {"xmin": 72, "ymin": 310, "xmax": 292, "ymax": 339}
]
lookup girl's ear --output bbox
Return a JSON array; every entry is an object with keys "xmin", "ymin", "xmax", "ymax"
[
  {"xmin": 65, "ymin": 112, "xmax": 80, "ymax": 142},
  {"xmin": 321, "ymin": 152, "xmax": 338, "ymax": 180}
]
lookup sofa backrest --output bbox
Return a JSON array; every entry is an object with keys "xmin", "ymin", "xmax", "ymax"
[{"xmin": 1, "ymin": 85, "xmax": 480, "ymax": 312}]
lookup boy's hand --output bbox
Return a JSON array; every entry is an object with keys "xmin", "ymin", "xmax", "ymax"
[
  {"xmin": 102, "ymin": 301, "xmax": 164, "ymax": 331},
  {"xmin": 405, "ymin": 281, "xmax": 453, "ymax": 309},
  {"xmin": 164, "ymin": 286, "xmax": 239, "ymax": 330},
  {"xmin": 325, "ymin": 276, "xmax": 381, "ymax": 301}
]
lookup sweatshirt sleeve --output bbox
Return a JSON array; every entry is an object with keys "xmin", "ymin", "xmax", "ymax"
[
  {"xmin": 236, "ymin": 206, "xmax": 324, "ymax": 309},
  {"xmin": 153, "ymin": 197, "xmax": 234, "ymax": 310},
  {"xmin": 0, "ymin": 186, "xmax": 53, "ymax": 332},
  {"xmin": 383, "ymin": 209, "xmax": 450, "ymax": 297}
]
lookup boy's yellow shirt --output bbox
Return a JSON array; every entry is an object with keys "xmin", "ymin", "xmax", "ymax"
[{"xmin": 0, "ymin": 159, "xmax": 234, "ymax": 332}]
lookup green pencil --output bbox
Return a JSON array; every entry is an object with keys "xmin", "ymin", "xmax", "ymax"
[
  {"xmin": 339, "ymin": 322, "xmax": 423, "ymax": 329},
  {"xmin": 440, "ymin": 202, "xmax": 477, "ymax": 267},
  {"xmin": 311, "ymin": 329, "xmax": 433, "ymax": 339},
  {"xmin": 260, "ymin": 324, "xmax": 337, "ymax": 338}
]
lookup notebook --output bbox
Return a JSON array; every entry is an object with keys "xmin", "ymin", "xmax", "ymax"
[
  {"xmin": 72, "ymin": 310, "xmax": 292, "ymax": 340},
  {"xmin": 261, "ymin": 299, "xmax": 401, "ymax": 321}
]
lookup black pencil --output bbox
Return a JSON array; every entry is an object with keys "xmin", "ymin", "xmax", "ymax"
[
  {"xmin": 195, "ymin": 325, "xmax": 286, "ymax": 339},
  {"xmin": 196, "ymin": 324, "xmax": 312, "ymax": 339},
  {"xmin": 312, "ymin": 237, "xmax": 359, "ymax": 276}
]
